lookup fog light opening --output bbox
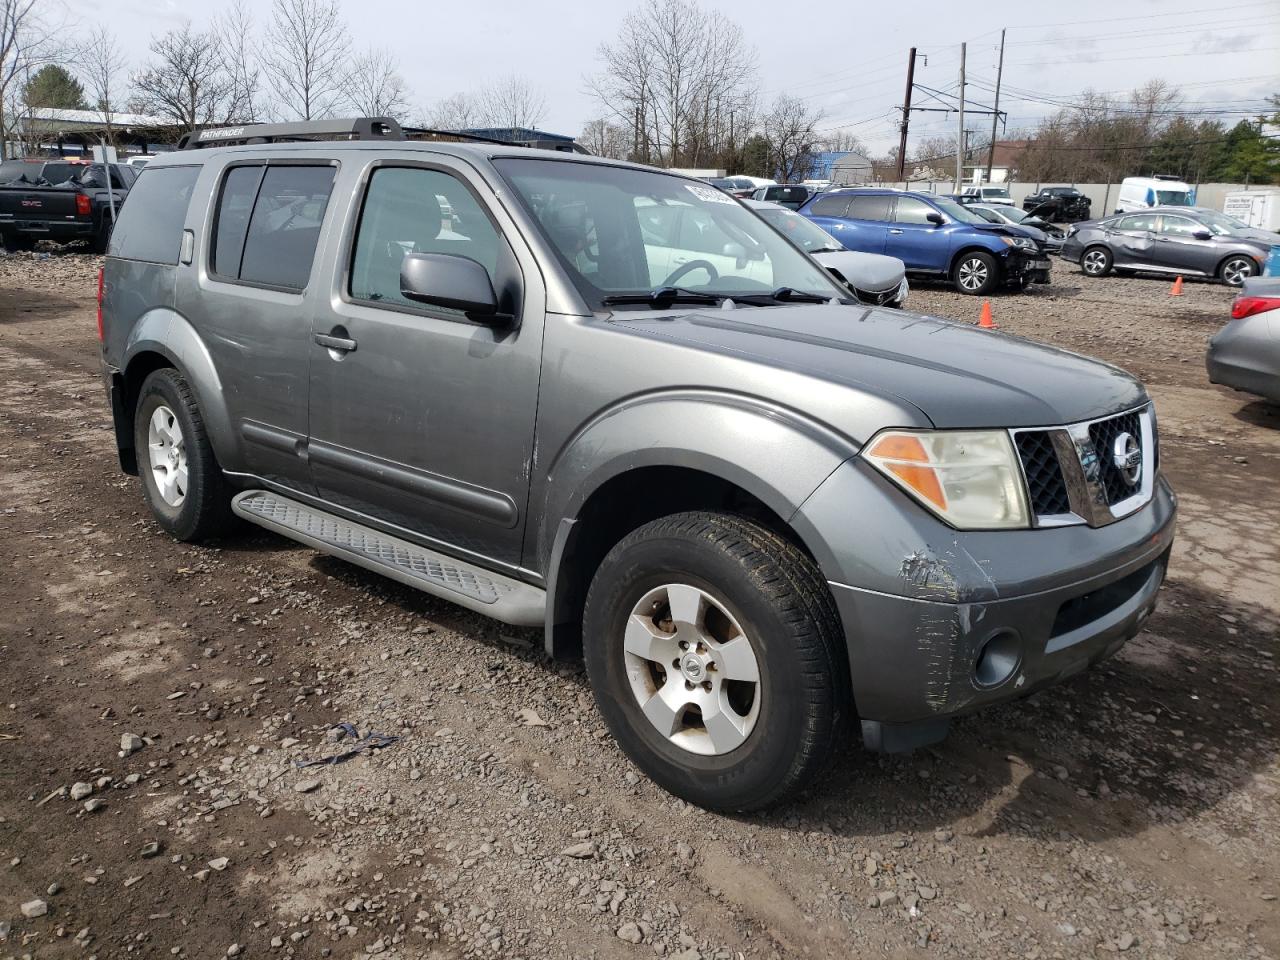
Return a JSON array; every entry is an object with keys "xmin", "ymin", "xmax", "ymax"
[{"xmin": 974, "ymin": 630, "xmax": 1022, "ymax": 689}]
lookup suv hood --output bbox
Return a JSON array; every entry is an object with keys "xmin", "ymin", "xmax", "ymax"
[
  {"xmin": 607, "ymin": 304, "xmax": 1146, "ymax": 430},
  {"xmin": 811, "ymin": 249, "xmax": 905, "ymax": 291}
]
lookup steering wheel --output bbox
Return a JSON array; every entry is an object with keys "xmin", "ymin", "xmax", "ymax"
[{"xmin": 661, "ymin": 259, "xmax": 718, "ymax": 287}]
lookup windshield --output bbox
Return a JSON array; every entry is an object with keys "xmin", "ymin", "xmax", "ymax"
[
  {"xmin": 932, "ymin": 197, "xmax": 987, "ymax": 224},
  {"xmin": 1156, "ymin": 190, "xmax": 1191, "ymax": 206},
  {"xmin": 753, "ymin": 205, "xmax": 840, "ymax": 253},
  {"xmin": 982, "ymin": 187, "xmax": 1010, "ymax": 199},
  {"xmin": 1195, "ymin": 209, "xmax": 1252, "ymax": 234},
  {"xmin": 494, "ymin": 159, "xmax": 844, "ymax": 307},
  {"xmin": 969, "ymin": 206, "xmax": 1002, "ymax": 224},
  {"xmin": 998, "ymin": 207, "xmax": 1030, "ymax": 223}
]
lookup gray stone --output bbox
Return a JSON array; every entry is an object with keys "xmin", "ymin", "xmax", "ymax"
[
  {"xmin": 294, "ymin": 779, "xmax": 321, "ymax": 794},
  {"xmin": 83, "ymin": 798, "xmax": 106, "ymax": 813},
  {"xmin": 616, "ymin": 922, "xmax": 643, "ymax": 944},
  {"xmin": 69, "ymin": 782, "xmax": 93, "ymax": 801},
  {"xmin": 120, "ymin": 733, "xmax": 144, "ymax": 756},
  {"xmin": 560, "ymin": 841, "xmax": 596, "ymax": 859},
  {"xmin": 20, "ymin": 899, "xmax": 48, "ymax": 919},
  {"xmin": 1117, "ymin": 932, "xmax": 1137, "ymax": 952}
]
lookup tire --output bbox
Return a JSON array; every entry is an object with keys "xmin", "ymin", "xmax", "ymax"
[
  {"xmin": 952, "ymin": 250, "xmax": 1000, "ymax": 295},
  {"xmin": 1218, "ymin": 255, "xmax": 1256, "ymax": 288},
  {"xmin": 132, "ymin": 368, "xmax": 236, "ymax": 542},
  {"xmin": 1081, "ymin": 245, "xmax": 1112, "ymax": 277},
  {"xmin": 3, "ymin": 232, "xmax": 34, "ymax": 252},
  {"xmin": 90, "ymin": 226, "xmax": 111, "ymax": 255},
  {"xmin": 582, "ymin": 511, "xmax": 850, "ymax": 812}
]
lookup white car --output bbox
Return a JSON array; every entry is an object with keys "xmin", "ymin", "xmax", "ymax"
[
  {"xmin": 744, "ymin": 198, "xmax": 908, "ymax": 308},
  {"xmin": 958, "ymin": 184, "xmax": 1015, "ymax": 206}
]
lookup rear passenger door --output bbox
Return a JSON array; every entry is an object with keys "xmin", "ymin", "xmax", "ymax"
[
  {"xmin": 811, "ymin": 194, "xmax": 890, "ymax": 254},
  {"xmin": 1108, "ymin": 214, "xmax": 1158, "ymax": 268},
  {"xmin": 306, "ymin": 158, "xmax": 545, "ymax": 570},
  {"xmin": 187, "ymin": 159, "xmax": 337, "ymax": 493}
]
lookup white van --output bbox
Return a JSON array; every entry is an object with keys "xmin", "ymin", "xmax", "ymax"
[{"xmin": 1116, "ymin": 176, "xmax": 1193, "ymax": 213}]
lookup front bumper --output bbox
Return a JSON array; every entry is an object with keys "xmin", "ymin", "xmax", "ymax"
[
  {"xmin": 791, "ymin": 460, "xmax": 1177, "ymax": 750},
  {"xmin": 1005, "ymin": 250, "xmax": 1053, "ymax": 285}
]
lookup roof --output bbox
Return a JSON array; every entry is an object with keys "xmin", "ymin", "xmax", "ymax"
[
  {"xmin": 144, "ymin": 137, "xmax": 649, "ymax": 172},
  {"xmin": 23, "ymin": 107, "xmax": 172, "ymax": 128}
]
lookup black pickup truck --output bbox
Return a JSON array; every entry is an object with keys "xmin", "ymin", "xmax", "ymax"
[{"xmin": 0, "ymin": 160, "xmax": 135, "ymax": 252}]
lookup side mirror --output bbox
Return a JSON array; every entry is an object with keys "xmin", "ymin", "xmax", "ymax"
[
  {"xmin": 926, "ymin": 212, "xmax": 945, "ymax": 226},
  {"xmin": 400, "ymin": 252, "xmax": 508, "ymax": 324},
  {"xmin": 722, "ymin": 242, "xmax": 749, "ymax": 270},
  {"xmin": 1192, "ymin": 229, "xmax": 1212, "ymax": 241}
]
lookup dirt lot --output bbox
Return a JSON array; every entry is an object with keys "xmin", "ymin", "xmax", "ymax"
[{"xmin": 1, "ymin": 252, "xmax": 1277, "ymax": 960}]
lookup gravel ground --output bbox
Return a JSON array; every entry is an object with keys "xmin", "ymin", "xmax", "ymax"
[{"xmin": 1, "ymin": 251, "xmax": 1277, "ymax": 960}]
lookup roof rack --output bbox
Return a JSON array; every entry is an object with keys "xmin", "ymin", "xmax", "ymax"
[{"xmin": 177, "ymin": 117, "xmax": 403, "ymax": 150}]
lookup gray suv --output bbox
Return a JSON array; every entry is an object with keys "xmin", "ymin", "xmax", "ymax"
[{"xmin": 99, "ymin": 119, "xmax": 1176, "ymax": 811}]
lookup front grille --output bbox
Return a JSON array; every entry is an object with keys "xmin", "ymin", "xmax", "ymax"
[
  {"xmin": 854, "ymin": 285, "xmax": 898, "ymax": 306},
  {"xmin": 1015, "ymin": 431, "xmax": 1071, "ymax": 516},
  {"xmin": 1088, "ymin": 411, "xmax": 1143, "ymax": 504}
]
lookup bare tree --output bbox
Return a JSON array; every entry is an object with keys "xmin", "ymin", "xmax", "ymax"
[
  {"xmin": 132, "ymin": 23, "xmax": 233, "ymax": 133},
  {"xmin": 818, "ymin": 128, "xmax": 867, "ymax": 155},
  {"xmin": 0, "ymin": 0, "xmax": 57, "ymax": 158},
  {"xmin": 419, "ymin": 91, "xmax": 483, "ymax": 130},
  {"xmin": 215, "ymin": 0, "xmax": 261, "ymax": 122},
  {"xmin": 77, "ymin": 27, "xmax": 127, "ymax": 146},
  {"xmin": 591, "ymin": 0, "xmax": 756, "ymax": 168},
  {"xmin": 346, "ymin": 47, "xmax": 409, "ymax": 120},
  {"xmin": 477, "ymin": 76, "xmax": 546, "ymax": 131},
  {"xmin": 261, "ymin": 0, "xmax": 349, "ymax": 121},
  {"xmin": 761, "ymin": 94, "xmax": 822, "ymax": 182},
  {"xmin": 580, "ymin": 117, "xmax": 630, "ymax": 158}
]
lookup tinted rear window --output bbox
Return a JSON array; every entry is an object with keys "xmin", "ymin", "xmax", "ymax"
[
  {"xmin": 846, "ymin": 195, "xmax": 892, "ymax": 221},
  {"xmin": 108, "ymin": 166, "xmax": 201, "ymax": 265},
  {"xmin": 219, "ymin": 165, "xmax": 335, "ymax": 290},
  {"xmin": 809, "ymin": 195, "xmax": 851, "ymax": 217}
]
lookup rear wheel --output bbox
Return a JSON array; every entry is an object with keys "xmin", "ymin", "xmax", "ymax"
[
  {"xmin": 133, "ymin": 368, "xmax": 236, "ymax": 542},
  {"xmin": 583, "ymin": 512, "xmax": 850, "ymax": 812},
  {"xmin": 952, "ymin": 250, "xmax": 1000, "ymax": 295},
  {"xmin": 1219, "ymin": 255, "xmax": 1256, "ymax": 288},
  {"xmin": 1081, "ymin": 246, "xmax": 1112, "ymax": 277}
]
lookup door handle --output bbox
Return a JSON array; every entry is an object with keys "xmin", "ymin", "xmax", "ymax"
[
  {"xmin": 888, "ymin": 228, "xmax": 904, "ymax": 234},
  {"xmin": 314, "ymin": 332, "xmax": 357, "ymax": 352}
]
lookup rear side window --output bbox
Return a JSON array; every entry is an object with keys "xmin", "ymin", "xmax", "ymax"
[
  {"xmin": 108, "ymin": 166, "xmax": 201, "ymax": 265},
  {"xmin": 212, "ymin": 164, "xmax": 335, "ymax": 291},
  {"xmin": 809, "ymin": 195, "xmax": 851, "ymax": 217},
  {"xmin": 1116, "ymin": 214, "xmax": 1157, "ymax": 232},
  {"xmin": 845, "ymin": 195, "xmax": 892, "ymax": 221}
]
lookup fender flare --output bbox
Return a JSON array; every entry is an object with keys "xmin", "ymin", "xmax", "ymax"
[
  {"xmin": 122, "ymin": 308, "xmax": 241, "ymax": 471},
  {"xmin": 536, "ymin": 391, "xmax": 867, "ymax": 652}
]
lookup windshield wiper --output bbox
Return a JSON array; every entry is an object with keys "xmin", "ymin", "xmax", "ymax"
[
  {"xmin": 732, "ymin": 287, "xmax": 833, "ymax": 305},
  {"xmin": 601, "ymin": 286, "xmax": 723, "ymax": 307}
]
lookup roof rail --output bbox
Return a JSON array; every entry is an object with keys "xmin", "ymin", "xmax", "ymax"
[
  {"xmin": 177, "ymin": 117, "xmax": 403, "ymax": 151},
  {"xmin": 401, "ymin": 126, "xmax": 522, "ymax": 147}
]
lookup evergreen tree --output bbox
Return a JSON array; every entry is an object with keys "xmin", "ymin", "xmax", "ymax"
[{"xmin": 22, "ymin": 65, "xmax": 87, "ymax": 110}]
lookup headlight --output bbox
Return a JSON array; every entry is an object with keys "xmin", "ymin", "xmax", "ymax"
[
  {"xmin": 1000, "ymin": 236, "xmax": 1037, "ymax": 251},
  {"xmin": 863, "ymin": 429, "xmax": 1030, "ymax": 529},
  {"xmin": 895, "ymin": 276, "xmax": 909, "ymax": 306}
]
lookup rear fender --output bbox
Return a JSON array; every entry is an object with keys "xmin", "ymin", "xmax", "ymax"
[{"xmin": 122, "ymin": 309, "xmax": 240, "ymax": 471}]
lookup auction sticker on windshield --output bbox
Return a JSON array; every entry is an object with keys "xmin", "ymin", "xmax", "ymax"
[{"xmin": 686, "ymin": 184, "xmax": 736, "ymax": 204}]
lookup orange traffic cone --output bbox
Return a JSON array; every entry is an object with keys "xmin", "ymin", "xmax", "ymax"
[
  {"xmin": 1170, "ymin": 276, "xmax": 1184, "ymax": 296},
  {"xmin": 978, "ymin": 300, "xmax": 996, "ymax": 328}
]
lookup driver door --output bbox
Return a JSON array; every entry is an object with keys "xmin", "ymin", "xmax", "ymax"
[{"xmin": 1153, "ymin": 214, "xmax": 1216, "ymax": 275}]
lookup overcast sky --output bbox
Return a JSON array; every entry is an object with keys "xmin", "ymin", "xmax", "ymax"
[{"xmin": 53, "ymin": 0, "xmax": 1280, "ymax": 156}]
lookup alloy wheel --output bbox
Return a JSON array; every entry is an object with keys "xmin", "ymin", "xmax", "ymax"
[
  {"xmin": 147, "ymin": 404, "xmax": 188, "ymax": 507},
  {"xmin": 622, "ymin": 583, "xmax": 762, "ymax": 756},
  {"xmin": 1082, "ymin": 250, "xmax": 1109, "ymax": 275},
  {"xmin": 1222, "ymin": 257, "xmax": 1253, "ymax": 287},
  {"xmin": 957, "ymin": 258, "xmax": 989, "ymax": 292}
]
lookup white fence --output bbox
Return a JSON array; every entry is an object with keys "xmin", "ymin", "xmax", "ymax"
[{"xmin": 868, "ymin": 180, "xmax": 1267, "ymax": 215}]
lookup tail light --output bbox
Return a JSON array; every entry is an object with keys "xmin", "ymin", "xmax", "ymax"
[
  {"xmin": 75, "ymin": 193, "xmax": 92, "ymax": 217},
  {"xmin": 96, "ymin": 267, "xmax": 105, "ymax": 341},
  {"xmin": 1231, "ymin": 295, "xmax": 1280, "ymax": 320}
]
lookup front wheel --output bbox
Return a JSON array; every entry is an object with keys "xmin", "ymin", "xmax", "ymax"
[
  {"xmin": 953, "ymin": 251, "xmax": 1000, "ymax": 295},
  {"xmin": 1081, "ymin": 245, "xmax": 1112, "ymax": 277},
  {"xmin": 133, "ymin": 368, "xmax": 236, "ymax": 542},
  {"xmin": 1219, "ymin": 255, "xmax": 1256, "ymax": 287},
  {"xmin": 583, "ymin": 512, "xmax": 850, "ymax": 812}
]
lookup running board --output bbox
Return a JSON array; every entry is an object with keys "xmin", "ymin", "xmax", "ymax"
[{"xmin": 232, "ymin": 490, "xmax": 545, "ymax": 627}]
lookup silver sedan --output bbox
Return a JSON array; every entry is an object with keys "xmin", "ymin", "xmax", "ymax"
[{"xmin": 1207, "ymin": 275, "xmax": 1280, "ymax": 404}]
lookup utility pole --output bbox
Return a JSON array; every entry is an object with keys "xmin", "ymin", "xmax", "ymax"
[
  {"xmin": 985, "ymin": 29, "xmax": 1006, "ymax": 183},
  {"xmin": 955, "ymin": 42, "xmax": 966, "ymax": 192},
  {"xmin": 895, "ymin": 47, "xmax": 917, "ymax": 182}
]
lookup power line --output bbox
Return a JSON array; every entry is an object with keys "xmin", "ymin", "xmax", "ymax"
[{"xmin": 1004, "ymin": 45, "xmax": 1280, "ymax": 67}]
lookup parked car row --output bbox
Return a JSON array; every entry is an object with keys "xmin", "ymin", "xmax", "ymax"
[{"xmin": 0, "ymin": 158, "xmax": 134, "ymax": 252}]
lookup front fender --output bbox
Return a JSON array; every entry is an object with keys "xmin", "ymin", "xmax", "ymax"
[
  {"xmin": 536, "ymin": 390, "xmax": 863, "ymax": 572},
  {"xmin": 123, "ymin": 309, "xmax": 241, "ymax": 471}
]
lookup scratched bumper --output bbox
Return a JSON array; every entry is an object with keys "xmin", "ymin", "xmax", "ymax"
[{"xmin": 791, "ymin": 460, "xmax": 1177, "ymax": 734}]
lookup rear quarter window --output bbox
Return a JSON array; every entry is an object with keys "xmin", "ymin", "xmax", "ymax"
[
  {"xmin": 108, "ymin": 166, "xmax": 201, "ymax": 265},
  {"xmin": 809, "ymin": 195, "xmax": 851, "ymax": 217}
]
